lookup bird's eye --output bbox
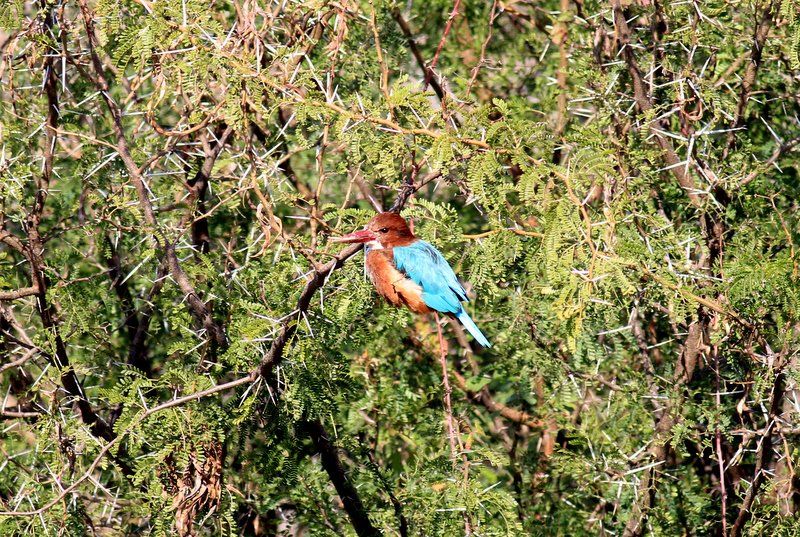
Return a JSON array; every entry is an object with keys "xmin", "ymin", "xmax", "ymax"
[{"xmin": 379, "ymin": 227, "xmax": 389, "ymax": 233}]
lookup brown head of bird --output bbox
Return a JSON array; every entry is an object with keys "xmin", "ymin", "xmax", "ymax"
[{"xmin": 331, "ymin": 212, "xmax": 415, "ymax": 249}]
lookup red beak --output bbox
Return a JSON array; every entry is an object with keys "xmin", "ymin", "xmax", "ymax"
[{"xmin": 331, "ymin": 229, "xmax": 377, "ymax": 244}]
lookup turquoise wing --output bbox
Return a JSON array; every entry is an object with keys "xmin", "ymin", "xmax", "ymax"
[{"xmin": 392, "ymin": 241, "xmax": 468, "ymax": 314}]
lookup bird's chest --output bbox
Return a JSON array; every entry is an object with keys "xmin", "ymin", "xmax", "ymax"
[{"xmin": 365, "ymin": 249, "xmax": 430, "ymax": 314}]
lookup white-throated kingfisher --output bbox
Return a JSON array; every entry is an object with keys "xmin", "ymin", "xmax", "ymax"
[{"xmin": 332, "ymin": 212, "xmax": 491, "ymax": 347}]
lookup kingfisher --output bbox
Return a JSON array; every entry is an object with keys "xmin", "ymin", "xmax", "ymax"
[{"xmin": 332, "ymin": 212, "xmax": 491, "ymax": 348}]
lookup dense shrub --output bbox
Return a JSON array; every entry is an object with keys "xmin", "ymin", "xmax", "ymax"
[{"xmin": 1, "ymin": 0, "xmax": 799, "ymax": 535}]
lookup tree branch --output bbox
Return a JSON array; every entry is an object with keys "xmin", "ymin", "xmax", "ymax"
[
  {"xmin": 302, "ymin": 420, "xmax": 382, "ymax": 537},
  {"xmin": 16, "ymin": 0, "xmax": 117, "ymax": 443},
  {"xmin": 0, "ymin": 286, "xmax": 40, "ymax": 301},
  {"xmin": 724, "ymin": 0, "xmax": 779, "ymax": 157},
  {"xmin": 622, "ymin": 320, "xmax": 706, "ymax": 537},
  {"xmin": 76, "ymin": 0, "xmax": 227, "ymax": 348},
  {"xmin": 450, "ymin": 368, "xmax": 542, "ymax": 430},
  {"xmin": 392, "ymin": 10, "xmax": 446, "ymax": 102},
  {"xmin": 611, "ymin": 2, "xmax": 700, "ymax": 206},
  {"xmin": 729, "ymin": 369, "xmax": 785, "ymax": 537},
  {"xmin": 424, "ymin": 0, "xmax": 462, "ymax": 90}
]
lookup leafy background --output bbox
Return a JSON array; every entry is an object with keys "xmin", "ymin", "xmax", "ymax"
[{"xmin": 1, "ymin": 0, "xmax": 799, "ymax": 535}]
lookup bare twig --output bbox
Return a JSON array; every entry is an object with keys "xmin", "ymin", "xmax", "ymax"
[
  {"xmin": 434, "ymin": 312, "xmax": 459, "ymax": 463},
  {"xmin": 465, "ymin": 0, "xmax": 499, "ymax": 98},
  {"xmin": 741, "ymin": 136, "xmax": 800, "ymax": 186},
  {"xmin": 713, "ymin": 345, "xmax": 728, "ymax": 534},
  {"xmin": 368, "ymin": 0, "xmax": 392, "ymax": 110},
  {"xmin": 0, "ymin": 349, "xmax": 37, "ymax": 376},
  {"xmin": 392, "ymin": 10, "xmax": 446, "ymax": 102},
  {"xmin": 729, "ymin": 372, "xmax": 783, "ymax": 537},
  {"xmin": 424, "ymin": 0, "xmax": 463, "ymax": 90}
]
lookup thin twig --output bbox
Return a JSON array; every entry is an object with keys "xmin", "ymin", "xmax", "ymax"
[
  {"xmin": 392, "ymin": 9, "xmax": 447, "ymax": 102},
  {"xmin": 424, "ymin": 0, "xmax": 463, "ymax": 90},
  {"xmin": 465, "ymin": 0, "xmax": 499, "ymax": 98},
  {"xmin": 0, "ymin": 374, "xmax": 254, "ymax": 517},
  {"xmin": 723, "ymin": 0, "xmax": 779, "ymax": 157},
  {"xmin": 713, "ymin": 345, "xmax": 728, "ymax": 534},
  {"xmin": 434, "ymin": 312, "xmax": 459, "ymax": 463}
]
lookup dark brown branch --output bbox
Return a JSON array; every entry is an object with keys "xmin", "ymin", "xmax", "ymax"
[
  {"xmin": 107, "ymin": 261, "xmax": 169, "ymax": 393},
  {"xmin": 390, "ymin": 170, "xmax": 442, "ymax": 213},
  {"xmin": 302, "ymin": 420, "xmax": 382, "ymax": 537},
  {"xmin": 392, "ymin": 10, "xmax": 446, "ymax": 102},
  {"xmin": 253, "ymin": 178, "xmax": 432, "ymax": 534},
  {"xmin": 448, "ymin": 358, "xmax": 541, "ymax": 429},
  {"xmin": 184, "ymin": 127, "xmax": 234, "ymax": 254},
  {"xmin": 258, "ymin": 243, "xmax": 363, "ymax": 379},
  {"xmin": 246, "ymin": 244, "xmax": 383, "ymax": 537},
  {"xmin": 102, "ymin": 237, "xmax": 147, "ymax": 372},
  {"xmin": 724, "ymin": 0, "xmax": 779, "ymax": 157},
  {"xmin": 611, "ymin": 2, "xmax": 699, "ymax": 206},
  {"xmin": 363, "ymin": 448, "xmax": 408, "ymax": 537},
  {"xmin": 622, "ymin": 320, "xmax": 706, "ymax": 537},
  {"xmin": 27, "ymin": 245, "xmax": 116, "ymax": 441},
  {"xmin": 741, "ymin": 135, "xmax": 800, "ymax": 186},
  {"xmin": 1, "ymin": 408, "xmax": 40, "ymax": 419},
  {"xmin": 729, "ymin": 370, "xmax": 785, "ymax": 537},
  {"xmin": 17, "ymin": 1, "xmax": 117, "ymax": 443},
  {"xmin": 76, "ymin": 0, "xmax": 226, "ymax": 348},
  {"xmin": 424, "ymin": 0, "xmax": 462, "ymax": 89}
]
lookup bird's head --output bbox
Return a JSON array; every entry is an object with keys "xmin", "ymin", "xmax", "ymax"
[{"xmin": 331, "ymin": 212, "xmax": 414, "ymax": 249}]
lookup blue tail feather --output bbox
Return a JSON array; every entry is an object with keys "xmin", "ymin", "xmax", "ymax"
[{"xmin": 456, "ymin": 309, "xmax": 491, "ymax": 348}]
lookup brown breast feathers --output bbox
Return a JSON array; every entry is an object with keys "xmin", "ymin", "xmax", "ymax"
[{"xmin": 365, "ymin": 249, "xmax": 430, "ymax": 314}]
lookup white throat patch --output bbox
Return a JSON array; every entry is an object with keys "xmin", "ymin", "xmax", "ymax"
[{"xmin": 366, "ymin": 240, "xmax": 383, "ymax": 250}]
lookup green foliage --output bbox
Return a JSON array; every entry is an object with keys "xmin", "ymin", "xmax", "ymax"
[{"xmin": 1, "ymin": 0, "xmax": 799, "ymax": 535}]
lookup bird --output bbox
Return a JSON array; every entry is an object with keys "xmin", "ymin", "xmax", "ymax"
[{"xmin": 332, "ymin": 212, "xmax": 491, "ymax": 347}]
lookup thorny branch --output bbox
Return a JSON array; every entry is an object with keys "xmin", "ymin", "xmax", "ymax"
[
  {"xmin": 1, "ymin": 0, "xmax": 798, "ymax": 534},
  {"xmin": 77, "ymin": 0, "xmax": 228, "ymax": 349}
]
